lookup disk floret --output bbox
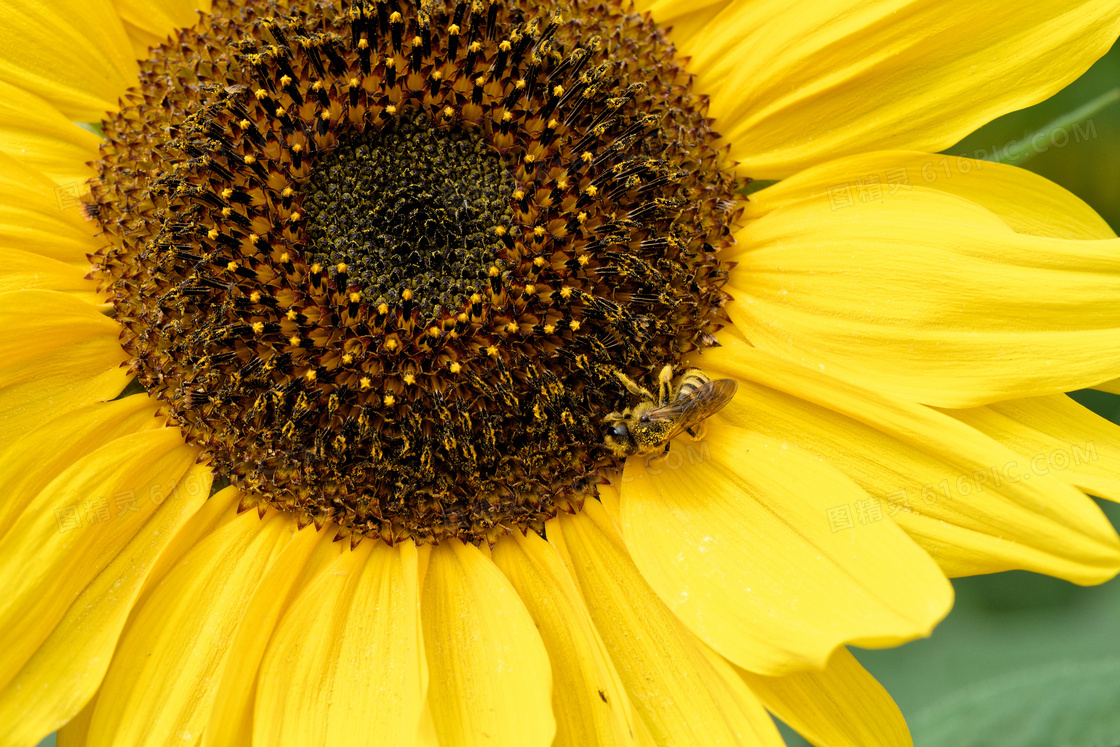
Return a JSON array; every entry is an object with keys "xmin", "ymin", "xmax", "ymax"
[{"xmin": 89, "ymin": 0, "xmax": 744, "ymax": 544}]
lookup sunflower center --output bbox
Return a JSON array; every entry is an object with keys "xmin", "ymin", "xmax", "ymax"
[
  {"xmin": 88, "ymin": 0, "xmax": 744, "ymax": 545},
  {"xmin": 303, "ymin": 116, "xmax": 514, "ymax": 316}
]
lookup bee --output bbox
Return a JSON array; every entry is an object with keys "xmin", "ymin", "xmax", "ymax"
[{"xmin": 602, "ymin": 364, "xmax": 737, "ymax": 457}]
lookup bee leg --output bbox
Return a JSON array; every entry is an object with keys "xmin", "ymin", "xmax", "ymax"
[
  {"xmin": 644, "ymin": 443, "xmax": 672, "ymax": 467},
  {"xmin": 686, "ymin": 423, "xmax": 707, "ymax": 441},
  {"xmin": 657, "ymin": 364, "xmax": 674, "ymax": 406},
  {"xmin": 614, "ymin": 370, "xmax": 655, "ymax": 401}
]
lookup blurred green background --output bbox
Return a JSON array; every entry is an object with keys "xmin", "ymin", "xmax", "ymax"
[
  {"xmin": 34, "ymin": 32, "xmax": 1120, "ymax": 747},
  {"xmin": 777, "ymin": 38, "xmax": 1120, "ymax": 747}
]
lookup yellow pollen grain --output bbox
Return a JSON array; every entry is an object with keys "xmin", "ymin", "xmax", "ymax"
[
  {"xmin": 280, "ymin": 252, "xmax": 291, "ymax": 262},
  {"xmin": 470, "ymin": 41, "xmax": 482, "ymax": 52},
  {"xmin": 494, "ymin": 226, "xmax": 507, "ymax": 237},
  {"xmin": 208, "ymin": 228, "xmax": 220, "ymax": 240},
  {"xmin": 310, "ymin": 263, "xmax": 322, "ymax": 273},
  {"xmin": 402, "ymin": 288, "xmax": 413, "ymax": 301},
  {"xmin": 570, "ymin": 320, "xmax": 581, "ymax": 331},
  {"xmin": 553, "ymin": 85, "xmax": 564, "ymax": 96},
  {"xmin": 286, "ymin": 309, "xmax": 299, "ymax": 321},
  {"xmin": 432, "ymin": 71, "xmax": 443, "ymax": 81},
  {"xmin": 385, "ymin": 104, "xmax": 397, "ymax": 115},
  {"xmin": 221, "ymin": 187, "xmax": 233, "ymax": 199},
  {"xmin": 378, "ymin": 302, "xmax": 389, "ymax": 315},
  {"xmin": 533, "ymin": 257, "xmax": 546, "ymax": 268},
  {"xmin": 533, "ymin": 226, "xmax": 546, "ymax": 237},
  {"xmin": 221, "ymin": 207, "xmax": 232, "ymax": 217},
  {"xmin": 385, "ymin": 338, "xmax": 399, "ymax": 352},
  {"xmin": 248, "ymin": 233, "xmax": 260, "ymax": 244},
  {"xmin": 442, "ymin": 106, "xmax": 455, "ymax": 118},
  {"xmin": 255, "ymin": 88, "xmax": 268, "ymax": 100},
  {"xmin": 449, "ymin": 361, "xmax": 462, "ymax": 373},
  {"xmin": 384, "ymin": 393, "xmax": 396, "ymax": 406},
  {"xmin": 486, "ymin": 345, "xmax": 499, "ymax": 357},
  {"xmin": 358, "ymin": 38, "xmax": 370, "ymax": 49},
  {"xmin": 585, "ymin": 185, "xmax": 598, "ymax": 197},
  {"xmin": 343, "ymin": 353, "xmax": 354, "ymax": 364},
  {"xmin": 336, "ymin": 263, "xmax": 348, "ymax": 274},
  {"xmin": 524, "ymin": 154, "xmax": 536, "ymax": 164},
  {"xmin": 489, "ymin": 266, "xmax": 500, "ymax": 277},
  {"xmin": 560, "ymin": 286, "xmax": 573, "ymax": 299},
  {"xmin": 244, "ymin": 155, "xmax": 257, "ymax": 164},
  {"xmin": 412, "ymin": 36, "xmax": 422, "ymax": 47},
  {"xmin": 250, "ymin": 291, "xmax": 262, "ymax": 303},
  {"xmin": 505, "ymin": 322, "xmax": 518, "ymax": 334},
  {"xmin": 544, "ymin": 324, "xmax": 555, "ymax": 334},
  {"xmin": 384, "ymin": 57, "xmax": 396, "ymax": 69},
  {"xmin": 312, "ymin": 80, "xmax": 324, "ymax": 91},
  {"xmin": 360, "ymin": 376, "xmax": 372, "ymax": 390},
  {"xmin": 548, "ymin": 118, "xmax": 558, "ymax": 128},
  {"xmin": 557, "ymin": 178, "xmax": 569, "ymax": 189},
  {"xmin": 470, "ymin": 293, "xmax": 482, "ymax": 305},
  {"xmin": 282, "ymin": 187, "xmax": 294, "ymax": 198},
  {"xmin": 448, "ymin": 24, "xmax": 460, "ymax": 34},
  {"xmin": 499, "ymin": 40, "xmax": 511, "ymax": 51},
  {"xmin": 238, "ymin": 119, "xmax": 251, "ymax": 129},
  {"xmin": 516, "ymin": 79, "xmax": 526, "ymax": 89},
  {"xmin": 457, "ymin": 312, "xmax": 468, "ymax": 323},
  {"xmin": 577, "ymin": 211, "xmax": 588, "ymax": 223},
  {"xmin": 403, "ymin": 372, "xmax": 416, "ymax": 385},
  {"xmin": 512, "ymin": 189, "xmax": 525, "ymax": 200},
  {"xmin": 290, "ymin": 212, "xmax": 302, "ymax": 223},
  {"xmin": 474, "ymin": 76, "xmax": 485, "ymax": 86},
  {"xmin": 305, "ymin": 370, "xmax": 317, "ymax": 383},
  {"xmin": 320, "ymin": 111, "xmax": 331, "ymax": 121},
  {"xmin": 581, "ymin": 151, "xmax": 593, "ymax": 163},
  {"xmin": 349, "ymin": 77, "xmax": 360, "ymax": 87},
  {"xmin": 577, "ymin": 254, "xmax": 590, "ymax": 266},
  {"xmin": 389, "ymin": 11, "xmax": 402, "ymax": 21},
  {"xmin": 288, "ymin": 335, "xmax": 300, "ymax": 346},
  {"xmin": 226, "ymin": 261, "xmax": 239, "ymax": 271},
  {"xmin": 502, "ymin": 111, "xmax": 513, "ymax": 122},
  {"xmin": 292, "ymin": 143, "xmax": 303, "ymax": 153},
  {"xmin": 429, "ymin": 327, "xmax": 440, "ymax": 338},
  {"xmin": 524, "ymin": 283, "xmax": 536, "ymax": 295},
  {"xmin": 252, "ymin": 321, "xmax": 265, "ymax": 334},
  {"xmin": 349, "ymin": 292, "xmax": 361, "ymax": 303}
]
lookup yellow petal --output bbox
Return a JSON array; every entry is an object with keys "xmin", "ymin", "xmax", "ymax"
[
  {"xmin": 744, "ymin": 151, "xmax": 1116, "ymax": 241},
  {"xmin": 637, "ymin": 0, "xmax": 733, "ymax": 48},
  {"xmin": 727, "ymin": 188, "xmax": 1120, "ymax": 407},
  {"xmin": 703, "ymin": 334, "xmax": 1120, "ymax": 583},
  {"xmin": 56, "ymin": 692, "xmax": 96, "ymax": 747},
  {"xmin": 255, "ymin": 540, "xmax": 427, "ymax": 747},
  {"xmin": 0, "ymin": 436, "xmax": 208, "ymax": 746},
  {"xmin": 0, "ymin": 0, "xmax": 139, "ymax": 120},
  {"xmin": 491, "ymin": 531, "xmax": 636, "ymax": 747},
  {"xmin": 1094, "ymin": 378, "xmax": 1120, "ymax": 396},
  {"xmin": 946, "ymin": 395, "xmax": 1120, "ymax": 504},
  {"xmin": 0, "ymin": 291, "xmax": 128, "ymax": 453},
  {"xmin": 0, "ymin": 247, "xmax": 101, "ymax": 301},
  {"xmin": 684, "ymin": 0, "xmax": 1120, "ymax": 178},
  {"xmin": 740, "ymin": 648, "xmax": 911, "ymax": 747},
  {"xmin": 86, "ymin": 510, "xmax": 312, "ymax": 747},
  {"xmin": 0, "ymin": 393, "xmax": 159, "ymax": 545},
  {"xmin": 110, "ymin": 0, "xmax": 209, "ymax": 42},
  {"xmin": 0, "ymin": 79, "xmax": 101, "ymax": 184},
  {"xmin": 619, "ymin": 419, "xmax": 952, "ymax": 675},
  {"xmin": 203, "ymin": 525, "xmax": 345, "ymax": 747},
  {"xmin": 422, "ymin": 540, "xmax": 554, "ymax": 747},
  {"xmin": 0, "ymin": 152, "xmax": 99, "ymax": 264},
  {"xmin": 553, "ymin": 501, "xmax": 784, "ymax": 745}
]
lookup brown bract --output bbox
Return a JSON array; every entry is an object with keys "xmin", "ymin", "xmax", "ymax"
[{"xmin": 88, "ymin": 0, "xmax": 743, "ymax": 545}]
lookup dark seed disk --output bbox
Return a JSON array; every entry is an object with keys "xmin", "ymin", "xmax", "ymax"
[{"xmin": 88, "ymin": 0, "xmax": 745, "ymax": 545}]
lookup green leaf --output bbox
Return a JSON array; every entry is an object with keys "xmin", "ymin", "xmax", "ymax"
[{"xmin": 912, "ymin": 659, "xmax": 1120, "ymax": 747}]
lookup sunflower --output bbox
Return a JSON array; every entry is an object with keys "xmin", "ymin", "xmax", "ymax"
[{"xmin": 2, "ymin": 0, "xmax": 1120, "ymax": 744}]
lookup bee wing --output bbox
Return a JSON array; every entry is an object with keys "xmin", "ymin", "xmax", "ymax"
[{"xmin": 641, "ymin": 378, "xmax": 738, "ymax": 442}]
